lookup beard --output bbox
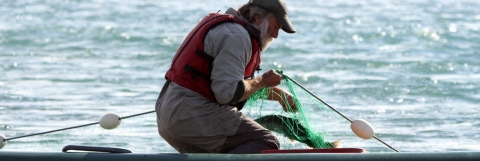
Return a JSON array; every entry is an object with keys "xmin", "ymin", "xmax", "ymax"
[{"xmin": 255, "ymin": 19, "xmax": 275, "ymax": 51}]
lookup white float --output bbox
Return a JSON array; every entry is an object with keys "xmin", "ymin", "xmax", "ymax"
[
  {"xmin": 350, "ymin": 119, "xmax": 375, "ymax": 139},
  {"xmin": 99, "ymin": 113, "xmax": 121, "ymax": 130},
  {"xmin": 0, "ymin": 134, "xmax": 6, "ymax": 149}
]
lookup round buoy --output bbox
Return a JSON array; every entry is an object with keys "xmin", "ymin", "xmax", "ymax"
[
  {"xmin": 99, "ymin": 113, "xmax": 121, "ymax": 130},
  {"xmin": 0, "ymin": 134, "xmax": 6, "ymax": 149},
  {"xmin": 350, "ymin": 119, "xmax": 375, "ymax": 139}
]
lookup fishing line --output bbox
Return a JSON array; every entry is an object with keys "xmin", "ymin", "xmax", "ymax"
[
  {"xmin": 278, "ymin": 71, "xmax": 399, "ymax": 152},
  {"xmin": 3, "ymin": 110, "xmax": 155, "ymax": 142}
]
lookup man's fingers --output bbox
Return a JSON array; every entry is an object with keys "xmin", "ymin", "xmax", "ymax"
[{"xmin": 274, "ymin": 70, "xmax": 285, "ymax": 79}]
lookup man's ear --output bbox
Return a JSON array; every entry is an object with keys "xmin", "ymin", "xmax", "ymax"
[{"xmin": 254, "ymin": 14, "xmax": 262, "ymax": 25}]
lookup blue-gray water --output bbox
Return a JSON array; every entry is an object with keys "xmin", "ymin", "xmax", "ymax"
[{"xmin": 1, "ymin": 0, "xmax": 479, "ymax": 153}]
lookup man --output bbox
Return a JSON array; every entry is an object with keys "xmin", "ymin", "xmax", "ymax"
[{"xmin": 156, "ymin": 0, "xmax": 299, "ymax": 154}]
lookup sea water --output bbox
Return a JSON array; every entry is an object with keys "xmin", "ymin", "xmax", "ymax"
[{"xmin": 1, "ymin": 0, "xmax": 479, "ymax": 153}]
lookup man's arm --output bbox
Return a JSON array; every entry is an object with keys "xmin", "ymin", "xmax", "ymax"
[
  {"xmin": 239, "ymin": 73, "xmax": 297, "ymax": 112},
  {"xmin": 266, "ymin": 86, "xmax": 298, "ymax": 112},
  {"xmin": 239, "ymin": 70, "xmax": 283, "ymax": 101}
]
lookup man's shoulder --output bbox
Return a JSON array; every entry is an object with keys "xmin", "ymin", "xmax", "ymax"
[{"xmin": 208, "ymin": 21, "xmax": 250, "ymax": 38}]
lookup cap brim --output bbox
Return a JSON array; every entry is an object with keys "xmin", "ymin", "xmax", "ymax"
[{"xmin": 275, "ymin": 13, "xmax": 295, "ymax": 34}]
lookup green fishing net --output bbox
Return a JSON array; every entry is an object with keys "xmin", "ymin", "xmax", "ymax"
[{"xmin": 242, "ymin": 72, "xmax": 365, "ymax": 150}]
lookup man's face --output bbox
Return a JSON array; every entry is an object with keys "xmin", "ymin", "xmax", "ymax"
[
  {"xmin": 267, "ymin": 16, "xmax": 282, "ymax": 39},
  {"xmin": 258, "ymin": 15, "xmax": 282, "ymax": 51}
]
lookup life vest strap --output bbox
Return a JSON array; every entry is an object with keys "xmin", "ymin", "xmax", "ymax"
[
  {"xmin": 184, "ymin": 64, "xmax": 211, "ymax": 82},
  {"xmin": 195, "ymin": 50, "xmax": 214, "ymax": 64}
]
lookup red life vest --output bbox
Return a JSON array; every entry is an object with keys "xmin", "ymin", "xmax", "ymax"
[{"xmin": 165, "ymin": 13, "xmax": 261, "ymax": 102}]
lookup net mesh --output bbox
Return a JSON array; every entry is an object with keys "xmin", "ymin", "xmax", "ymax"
[{"xmin": 242, "ymin": 72, "xmax": 387, "ymax": 150}]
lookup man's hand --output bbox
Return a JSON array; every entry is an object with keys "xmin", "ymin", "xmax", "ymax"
[
  {"xmin": 240, "ymin": 70, "xmax": 284, "ymax": 102},
  {"xmin": 278, "ymin": 92, "xmax": 298, "ymax": 112},
  {"xmin": 260, "ymin": 70, "xmax": 284, "ymax": 87},
  {"xmin": 269, "ymin": 86, "xmax": 298, "ymax": 113}
]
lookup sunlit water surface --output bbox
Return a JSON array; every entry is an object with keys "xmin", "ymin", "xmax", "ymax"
[{"xmin": 1, "ymin": 0, "xmax": 479, "ymax": 153}]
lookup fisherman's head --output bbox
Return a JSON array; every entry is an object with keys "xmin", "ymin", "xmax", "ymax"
[{"xmin": 238, "ymin": 0, "xmax": 295, "ymax": 51}]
